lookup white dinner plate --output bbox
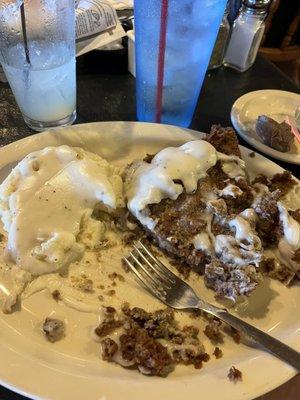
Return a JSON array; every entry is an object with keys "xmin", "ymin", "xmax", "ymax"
[
  {"xmin": 0, "ymin": 122, "xmax": 299, "ymax": 400},
  {"xmin": 231, "ymin": 90, "xmax": 300, "ymax": 164}
]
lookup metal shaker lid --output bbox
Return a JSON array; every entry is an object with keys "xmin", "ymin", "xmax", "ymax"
[{"xmin": 243, "ymin": 0, "xmax": 271, "ymax": 9}]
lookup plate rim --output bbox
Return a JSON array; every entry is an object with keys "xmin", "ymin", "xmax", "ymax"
[
  {"xmin": 231, "ymin": 89, "xmax": 300, "ymax": 165},
  {"xmin": 0, "ymin": 121, "xmax": 299, "ymax": 400}
]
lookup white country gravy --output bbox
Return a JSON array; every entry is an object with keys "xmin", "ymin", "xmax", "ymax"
[
  {"xmin": 0, "ymin": 146, "xmax": 123, "ymax": 276},
  {"xmin": 125, "ymin": 140, "xmax": 245, "ymax": 230}
]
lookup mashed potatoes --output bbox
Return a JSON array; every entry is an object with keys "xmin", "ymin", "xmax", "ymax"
[{"xmin": 0, "ymin": 146, "xmax": 124, "ymax": 275}]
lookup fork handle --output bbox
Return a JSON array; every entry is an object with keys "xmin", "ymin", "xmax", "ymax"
[{"xmin": 211, "ymin": 309, "xmax": 300, "ymax": 371}]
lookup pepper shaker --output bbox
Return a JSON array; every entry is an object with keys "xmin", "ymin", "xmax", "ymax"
[{"xmin": 208, "ymin": 4, "xmax": 231, "ymax": 70}]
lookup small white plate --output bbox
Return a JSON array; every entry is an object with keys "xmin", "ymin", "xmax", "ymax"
[
  {"xmin": 0, "ymin": 122, "xmax": 299, "ymax": 400},
  {"xmin": 231, "ymin": 90, "xmax": 300, "ymax": 164}
]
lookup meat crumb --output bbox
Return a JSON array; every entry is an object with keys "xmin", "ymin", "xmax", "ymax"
[
  {"xmin": 105, "ymin": 306, "xmax": 116, "ymax": 313},
  {"xmin": 172, "ymin": 348, "xmax": 209, "ymax": 369},
  {"xmin": 252, "ymin": 171, "xmax": 296, "ymax": 199},
  {"xmin": 108, "ymin": 272, "xmax": 125, "ymax": 282},
  {"xmin": 207, "ymin": 198, "xmax": 227, "ymax": 217},
  {"xmin": 260, "ymin": 257, "xmax": 295, "ymax": 285},
  {"xmin": 71, "ymin": 275, "xmax": 94, "ymax": 292},
  {"xmin": 99, "ymin": 305, "xmax": 208, "ymax": 376},
  {"xmin": 101, "ymin": 338, "xmax": 118, "ymax": 360},
  {"xmin": 51, "ymin": 290, "xmax": 61, "ymax": 301},
  {"xmin": 204, "ymin": 321, "xmax": 224, "ymax": 343},
  {"xmin": 213, "ymin": 347, "xmax": 223, "ymax": 359},
  {"xmin": 105, "ymin": 289, "xmax": 116, "ymax": 296},
  {"xmin": 43, "ymin": 318, "xmax": 65, "ymax": 343},
  {"xmin": 94, "ymin": 307, "xmax": 122, "ymax": 337},
  {"xmin": 206, "ymin": 125, "xmax": 241, "ymax": 157},
  {"xmin": 120, "ymin": 327, "xmax": 173, "ymax": 376},
  {"xmin": 249, "ymin": 151, "xmax": 255, "ymax": 158},
  {"xmin": 121, "ymin": 301, "xmax": 130, "ymax": 314},
  {"xmin": 144, "ymin": 153, "xmax": 154, "ymax": 163},
  {"xmin": 228, "ymin": 366, "xmax": 242, "ymax": 382}
]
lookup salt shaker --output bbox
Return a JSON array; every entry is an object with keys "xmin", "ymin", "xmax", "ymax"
[
  {"xmin": 208, "ymin": 4, "xmax": 230, "ymax": 70},
  {"xmin": 223, "ymin": 0, "xmax": 270, "ymax": 72}
]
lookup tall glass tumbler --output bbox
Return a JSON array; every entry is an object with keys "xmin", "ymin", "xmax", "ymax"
[
  {"xmin": 0, "ymin": 0, "xmax": 76, "ymax": 131},
  {"xmin": 135, "ymin": 0, "xmax": 227, "ymax": 127}
]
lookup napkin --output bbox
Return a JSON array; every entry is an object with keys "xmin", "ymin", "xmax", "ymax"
[
  {"xmin": 108, "ymin": 0, "xmax": 133, "ymax": 9},
  {"xmin": 76, "ymin": 0, "xmax": 126, "ymax": 56}
]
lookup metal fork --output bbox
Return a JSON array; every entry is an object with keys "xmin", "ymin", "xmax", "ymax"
[{"xmin": 123, "ymin": 241, "xmax": 300, "ymax": 371}]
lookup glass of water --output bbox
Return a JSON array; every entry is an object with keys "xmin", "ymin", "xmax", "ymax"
[
  {"xmin": 135, "ymin": 0, "xmax": 227, "ymax": 127},
  {"xmin": 0, "ymin": 0, "xmax": 76, "ymax": 131}
]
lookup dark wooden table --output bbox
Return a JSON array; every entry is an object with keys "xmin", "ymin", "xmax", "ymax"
[{"xmin": 0, "ymin": 54, "xmax": 299, "ymax": 399}]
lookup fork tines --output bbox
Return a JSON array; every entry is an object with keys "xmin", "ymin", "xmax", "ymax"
[{"xmin": 123, "ymin": 241, "xmax": 177, "ymax": 299}]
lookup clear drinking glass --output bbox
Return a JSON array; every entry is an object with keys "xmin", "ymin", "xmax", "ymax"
[
  {"xmin": 134, "ymin": 0, "xmax": 227, "ymax": 128},
  {"xmin": 0, "ymin": 0, "xmax": 76, "ymax": 131}
]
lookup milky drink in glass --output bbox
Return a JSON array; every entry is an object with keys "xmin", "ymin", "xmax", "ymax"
[
  {"xmin": 135, "ymin": 0, "xmax": 227, "ymax": 127},
  {"xmin": 0, "ymin": 0, "xmax": 76, "ymax": 131}
]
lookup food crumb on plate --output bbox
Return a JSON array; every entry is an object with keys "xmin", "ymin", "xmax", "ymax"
[
  {"xmin": 71, "ymin": 275, "xmax": 94, "ymax": 292},
  {"xmin": 204, "ymin": 321, "xmax": 224, "ymax": 343},
  {"xmin": 228, "ymin": 366, "xmax": 242, "ymax": 382},
  {"xmin": 105, "ymin": 289, "xmax": 116, "ymax": 296},
  {"xmin": 95, "ymin": 305, "xmax": 210, "ymax": 376},
  {"xmin": 51, "ymin": 290, "xmax": 61, "ymax": 301},
  {"xmin": 43, "ymin": 318, "xmax": 65, "ymax": 343},
  {"xmin": 101, "ymin": 337, "xmax": 118, "ymax": 360},
  {"xmin": 213, "ymin": 347, "xmax": 223, "ymax": 359}
]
